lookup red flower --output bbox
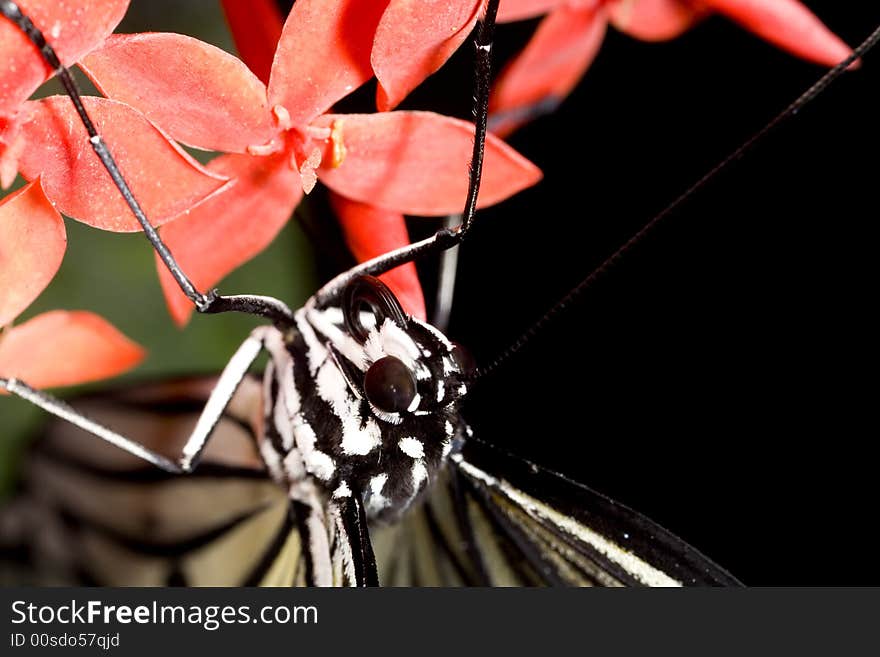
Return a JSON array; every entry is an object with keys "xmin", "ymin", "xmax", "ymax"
[
  {"xmin": 491, "ymin": 0, "xmax": 855, "ymax": 135},
  {"xmin": 371, "ymin": 0, "xmax": 490, "ymax": 112},
  {"xmin": 0, "ymin": 0, "xmax": 229, "ymax": 230},
  {"xmin": 79, "ymin": 0, "xmax": 541, "ymax": 324},
  {"xmin": 359, "ymin": 1, "xmax": 853, "ymax": 138},
  {"xmin": 0, "ymin": 0, "xmax": 129, "ymax": 120},
  {"xmin": 0, "ymin": 180, "xmax": 143, "ymax": 389},
  {"xmin": 221, "ymin": 0, "xmax": 432, "ymax": 321}
]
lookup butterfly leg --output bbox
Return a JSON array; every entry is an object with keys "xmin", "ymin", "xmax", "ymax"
[{"xmin": 0, "ymin": 327, "xmax": 270, "ymax": 473}]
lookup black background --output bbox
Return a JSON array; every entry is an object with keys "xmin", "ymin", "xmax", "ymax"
[{"xmin": 390, "ymin": 3, "xmax": 879, "ymax": 585}]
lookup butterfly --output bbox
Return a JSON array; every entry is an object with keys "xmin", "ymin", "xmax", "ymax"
[{"xmin": 1, "ymin": 1, "xmax": 877, "ymax": 586}]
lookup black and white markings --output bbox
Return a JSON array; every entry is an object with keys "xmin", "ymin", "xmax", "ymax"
[{"xmin": 256, "ymin": 277, "xmax": 470, "ymax": 526}]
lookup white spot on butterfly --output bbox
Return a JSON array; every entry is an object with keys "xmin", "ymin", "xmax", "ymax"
[
  {"xmin": 399, "ymin": 437, "xmax": 424, "ymax": 459},
  {"xmin": 292, "ymin": 422, "xmax": 336, "ymax": 480},
  {"xmin": 370, "ymin": 474, "xmax": 388, "ymax": 495},
  {"xmin": 340, "ymin": 415, "xmax": 382, "ymax": 455},
  {"xmin": 411, "ymin": 462, "xmax": 428, "ymax": 495},
  {"xmin": 307, "ymin": 451, "xmax": 336, "ymax": 481},
  {"xmin": 365, "ymin": 474, "xmax": 390, "ymax": 514},
  {"xmin": 334, "ymin": 481, "xmax": 352, "ymax": 498},
  {"xmin": 364, "ymin": 318, "xmax": 421, "ymax": 365},
  {"xmin": 316, "ymin": 357, "xmax": 381, "ymax": 455}
]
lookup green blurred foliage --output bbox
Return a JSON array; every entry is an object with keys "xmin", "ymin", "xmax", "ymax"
[{"xmin": 0, "ymin": 1, "xmax": 318, "ymax": 490}]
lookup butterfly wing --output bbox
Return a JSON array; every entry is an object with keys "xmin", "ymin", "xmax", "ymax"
[
  {"xmin": 375, "ymin": 437, "xmax": 740, "ymax": 586},
  {"xmin": 1, "ymin": 378, "xmax": 734, "ymax": 586},
  {"xmin": 0, "ymin": 376, "xmax": 301, "ymax": 586}
]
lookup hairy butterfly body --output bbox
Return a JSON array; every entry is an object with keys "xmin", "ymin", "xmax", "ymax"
[
  {"xmin": 266, "ymin": 284, "xmax": 467, "ymax": 523},
  {"xmin": 248, "ymin": 280, "xmax": 470, "ymax": 584}
]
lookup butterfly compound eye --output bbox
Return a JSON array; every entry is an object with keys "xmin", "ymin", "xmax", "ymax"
[{"xmin": 364, "ymin": 356, "xmax": 417, "ymax": 414}]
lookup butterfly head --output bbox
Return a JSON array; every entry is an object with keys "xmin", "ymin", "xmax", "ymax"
[{"xmin": 300, "ymin": 276, "xmax": 472, "ymax": 518}]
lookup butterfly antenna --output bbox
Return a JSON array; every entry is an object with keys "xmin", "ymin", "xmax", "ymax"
[
  {"xmin": 314, "ymin": 0, "xmax": 501, "ymax": 307},
  {"xmin": 0, "ymin": 0, "xmax": 295, "ymax": 326},
  {"xmin": 473, "ymin": 21, "xmax": 880, "ymax": 382},
  {"xmin": 459, "ymin": 0, "xmax": 500, "ymax": 241}
]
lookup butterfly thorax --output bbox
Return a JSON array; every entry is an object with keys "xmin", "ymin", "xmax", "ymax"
[{"xmin": 256, "ymin": 280, "xmax": 470, "ymax": 522}]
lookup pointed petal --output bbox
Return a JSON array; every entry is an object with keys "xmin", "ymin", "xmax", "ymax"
[
  {"xmin": 491, "ymin": 5, "xmax": 607, "ymax": 137},
  {"xmin": 220, "ymin": 0, "xmax": 286, "ymax": 84},
  {"xmin": 372, "ymin": 0, "xmax": 483, "ymax": 112},
  {"xmin": 316, "ymin": 112, "xmax": 542, "ymax": 216},
  {"xmin": 498, "ymin": 0, "xmax": 568, "ymax": 23},
  {"xmin": 157, "ymin": 152, "xmax": 302, "ymax": 326},
  {"xmin": 0, "ymin": 0, "xmax": 130, "ymax": 118},
  {"xmin": 0, "ymin": 180, "xmax": 65, "ymax": 326},
  {"xmin": 699, "ymin": 0, "xmax": 853, "ymax": 67},
  {"xmin": 0, "ymin": 310, "xmax": 144, "ymax": 389},
  {"xmin": 16, "ymin": 96, "xmax": 229, "ymax": 232},
  {"xmin": 609, "ymin": 0, "xmax": 702, "ymax": 41},
  {"xmin": 81, "ymin": 33, "xmax": 277, "ymax": 153},
  {"xmin": 268, "ymin": 0, "xmax": 390, "ymax": 126},
  {"xmin": 330, "ymin": 193, "xmax": 426, "ymax": 320}
]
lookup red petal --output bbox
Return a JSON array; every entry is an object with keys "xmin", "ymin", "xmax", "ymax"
[
  {"xmin": 0, "ymin": 0, "xmax": 129, "ymax": 118},
  {"xmin": 609, "ymin": 0, "xmax": 702, "ymax": 41},
  {"xmin": 698, "ymin": 0, "xmax": 852, "ymax": 67},
  {"xmin": 315, "ymin": 112, "xmax": 542, "ymax": 215},
  {"xmin": 330, "ymin": 193, "xmax": 426, "ymax": 320},
  {"xmin": 0, "ymin": 113, "xmax": 29, "ymax": 189},
  {"xmin": 491, "ymin": 5, "xmax": 607, "ymax": 137},
  {"xmin": 498, "ymin": 0, "xmax": 567, "ymax": 23},
  {"xmin": 0, "ymin": 310, "xmax": 144, "ymax": 389},
  {"xmin": 372, "ymin": 0, "xmax": 483, "ymax": 112},
  {"xmin": 268, "ymin": 0, "xmax": 390, "ymax": 126},
  {"xmin": 220, "ymin": 0, "xmax": 286, "ymax": 84},
  {"xmin": 81, "ymin": 33, "xmax": 277, "ymax": 153},
  {"xmin": 157, "ymin": 152, "xmax": 302, "ymax": 326},
  {"xmin": 17, "ymin": 96, "xmax": 229, "ymax": 232},
  {"xmin": 0, "ymin": 180, "xmax": 65, "ymax": 326}
]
